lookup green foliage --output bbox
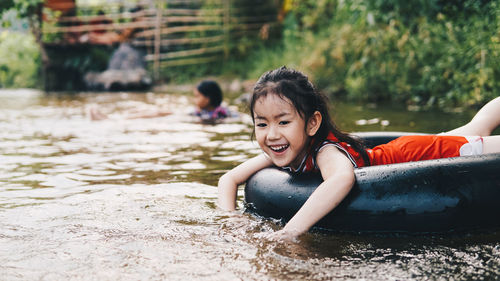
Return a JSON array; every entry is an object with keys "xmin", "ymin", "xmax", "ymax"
[
  {"xmin": 0, "ymin": 31, "xmax": 40, "ymax": 88},
  {"xmin": 0, "ymin": 0, "xmax": 43, "ymax": 19},
  {"xmin": 226, "ymin": 0, "xmax": 500, "ymax": 108},
  {"xmin": 0, "ymin": 0, "xmax": 15, "ymax": 15}
]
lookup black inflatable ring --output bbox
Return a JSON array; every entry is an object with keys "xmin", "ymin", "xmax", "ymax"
[{"xmin": 245, "ymin": 132, "xmax": 500, "ymax": 233}]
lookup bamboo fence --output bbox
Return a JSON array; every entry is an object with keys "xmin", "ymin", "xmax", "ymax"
[{"xmin": 42, "ymin": 0, "xmax": 279, "ymax": 79}]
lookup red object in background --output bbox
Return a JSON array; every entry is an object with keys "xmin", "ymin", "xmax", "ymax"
[{"xmin": 44, "ymin": 0, "xmax": 76, "ymax": 15}]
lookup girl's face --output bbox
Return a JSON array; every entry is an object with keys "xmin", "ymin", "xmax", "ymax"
[
  {"xmin": 253, "ymin": 93, "xmax": 318, "ymax": 170},
  {"xmin": 193, "ymin": 89, "xmax": 211, "ymax": 110}
]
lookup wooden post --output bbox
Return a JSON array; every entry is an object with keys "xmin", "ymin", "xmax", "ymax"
[
  {"xmin": 153, "ymin": 1, "xmax": 163, "ymax": 81},
  {"xmin": 33, "ymin": 2, "xmax": 49, "ymax": 91},
  {"xmin": 223, "ymin": 0, "xmax": 230, "ymax": 59}
]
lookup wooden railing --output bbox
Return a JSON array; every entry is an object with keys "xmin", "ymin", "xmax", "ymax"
[{"xmin": 42, "ymin": 0, "xmax": 279, "ymax": 79}]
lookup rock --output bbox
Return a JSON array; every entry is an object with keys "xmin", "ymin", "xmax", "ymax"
[
  {"xmin": 84, "ymin": 43, "xmax": 151, "ymax": 91},
  {"xmin": 84, "ymin": 68, "xmax": 152, "ymax": 91},
  {"xmin": 108, "ymin": 43, "xmax": 146, "ymax": 70}
]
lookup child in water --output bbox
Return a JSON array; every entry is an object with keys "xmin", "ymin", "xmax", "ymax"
[
  {"xmin": 89, "ymin": 80, "xmax": 231, "ymax": 122},
  {"xmin": 217, "ymin": 66, "xmax": 500, "ymax": 241},
  {"xmin": 191, "ymin": 80, "xmax": 229, "ymax": 122}
]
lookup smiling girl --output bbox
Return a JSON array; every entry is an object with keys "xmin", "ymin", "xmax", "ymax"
[{"xmin": 217, "ymin": 66, "xmax": 500, "ymax": 241}]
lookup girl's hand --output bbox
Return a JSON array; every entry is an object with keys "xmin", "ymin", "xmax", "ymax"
[
  {"xmin": 258, "ymin": 229, "xmax": 300, "ymax": 243},
  {"xmin": 217, "ymin": 154, "xmax": 273, "ymax": 211}
]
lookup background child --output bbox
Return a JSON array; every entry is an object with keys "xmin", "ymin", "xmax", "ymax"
[
  {"xmin": 217, "ymin": 66, "xmax": 500, "ymax": 241},
  {"xmin": 191, "ymin": 80, "xmax": 229, "ymax": 122},
  {"xmin": 89, "ymin": 80, "xmax": 231, "ymax": 122}
]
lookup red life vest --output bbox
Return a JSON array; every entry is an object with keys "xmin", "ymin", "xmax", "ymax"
[{"xmin": 298, "ymin": 132, "xmax": 368, "ymax": 173}]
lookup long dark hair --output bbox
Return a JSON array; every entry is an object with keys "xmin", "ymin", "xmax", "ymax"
[
  {"xmin": 250, "ymin": 66, "xmax": 370, "ymax": 165},
  {"xmin": 197, "ymin": 80, "xmax": 223, "ymax": 107}
]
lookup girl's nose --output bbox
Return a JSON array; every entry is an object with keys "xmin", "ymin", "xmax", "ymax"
[{"xmin": 267, "ymin": 125, "xmax": 280, "ymax": 140}]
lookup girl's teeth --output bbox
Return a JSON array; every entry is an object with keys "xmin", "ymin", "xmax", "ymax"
[{"xmin": 271, "ymin": 145, "xmax": 288, "ymax": 152}]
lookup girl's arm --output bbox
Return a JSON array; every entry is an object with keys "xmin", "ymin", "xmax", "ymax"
[
  {"xmin": 276, "ymin": 146, "xmax": 356, "ymax": 239},
  {"xmin": 218, "ymin": 154, "xmax": 273, "ymax": 211}
]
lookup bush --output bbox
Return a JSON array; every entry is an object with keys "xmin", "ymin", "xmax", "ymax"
[
  {"xmin": 226, "ymin": 0, "xmax": 500, "ymax": 108},
  {"xmin": 0, "ymin": 30, "xmax": 40, "ymax": 88}
]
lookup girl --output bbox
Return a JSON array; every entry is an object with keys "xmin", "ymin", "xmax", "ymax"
[
  {"xmin": 192, "ymin": 80, "xmax": 229, "ymax": 121},
  {"xmin": 217, "ymin": 66, "xmax": 500, "ymax": 241}
]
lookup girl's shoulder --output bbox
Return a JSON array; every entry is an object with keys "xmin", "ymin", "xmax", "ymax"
[
  {"xmin": 314, "ymin": 132, "xmax": 367, "ymax": 168},
  {"xmin": 315, "ymin": 144, "xmax": 357, "ymax": 171}
]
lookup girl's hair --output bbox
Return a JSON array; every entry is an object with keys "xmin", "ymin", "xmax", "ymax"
[
  {"xmin": 197, "ymin": 80, "xmax": 223, "ymax": 107},
  {"xmin": 250, "ymin": 66, "xmax": 370, "ymax": 165}
]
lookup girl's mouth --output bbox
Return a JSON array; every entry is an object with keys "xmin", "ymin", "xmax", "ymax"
[{"xmin": 269, "ymin": 144, "xmax": 289, "ymax": 153}]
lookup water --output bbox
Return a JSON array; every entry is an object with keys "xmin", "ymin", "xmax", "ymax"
[{"xmin": 1, "ymin": 89, "xmax": 499, "ymax": 280}]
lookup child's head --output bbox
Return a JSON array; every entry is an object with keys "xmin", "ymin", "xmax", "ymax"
[
  {"xmin": 194, "ymin": 80, "xmax": 223, "ymax": 110},
  {"xmin": 251, "ymin": 67, "xmax": 334, "ymax": 141},
  {"xmin": 250, "ymin": 66, "xmax": 369, "ymax": 168}
]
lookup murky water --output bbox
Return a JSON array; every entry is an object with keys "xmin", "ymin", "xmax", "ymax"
[{"xmin": 1, "ymin": 89, "xmax": 499, "ymax": 280}]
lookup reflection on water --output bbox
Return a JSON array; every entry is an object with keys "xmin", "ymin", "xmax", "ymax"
[{"xmin": 0, "ymin": 89, "xmax": 499, "ymax": 280}]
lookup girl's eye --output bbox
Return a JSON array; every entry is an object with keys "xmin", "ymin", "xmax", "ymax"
[
  {"xmin": 279, "ymin": 120, "xmax": 290, "ymax": 125},
  {"xmin": 256, "ymin": 123, "xmax": 267, "ymax": 128}
]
